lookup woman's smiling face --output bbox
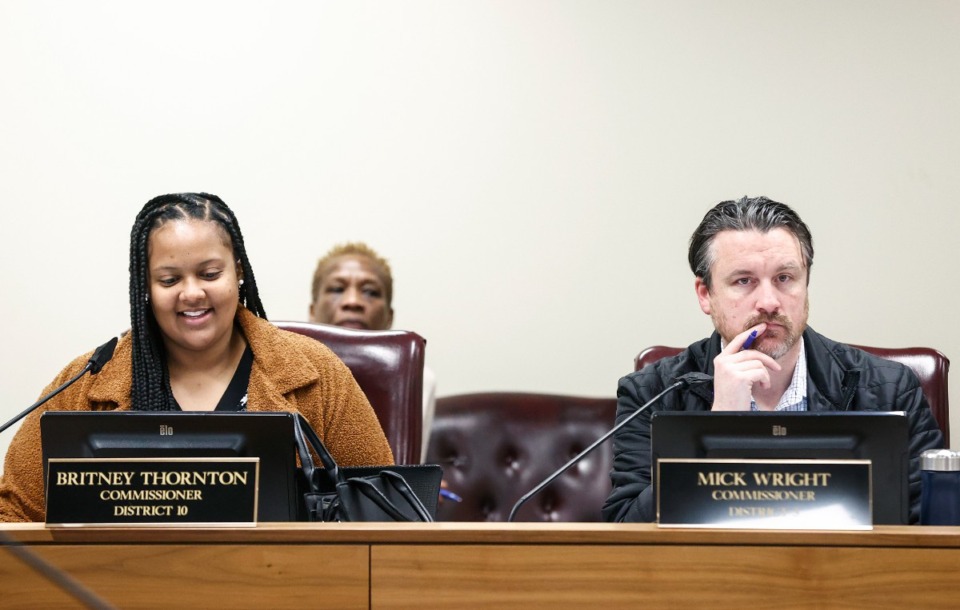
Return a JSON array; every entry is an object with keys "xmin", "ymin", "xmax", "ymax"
[{"xmin": 147, "ymin": 219, "xmax": 240, "ymax": 358}]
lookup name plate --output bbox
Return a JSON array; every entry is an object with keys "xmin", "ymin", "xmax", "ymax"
[
  {"xmin": 45, "ymin": 458, "xmax": 259, "ymax": 527},
  {"xmin": 656, "ymin": 459, "xmax": 872, "ymax": 530}
]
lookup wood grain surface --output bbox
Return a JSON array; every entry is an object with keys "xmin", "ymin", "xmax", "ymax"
[{"xmin": 3, "ymin": 523, "xmax": 960, "ymax": 609}]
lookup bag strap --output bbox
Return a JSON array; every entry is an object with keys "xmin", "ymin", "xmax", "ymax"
[
  {"xmin": 377, "ymin": 471, "xmax": 433, "ymax": 522},
  {"xmin": 346, "ymin": 479, "xmax": 413, "ymax": 521},
  {"xmin": 293, "ymin": 413, "xmax": 433, "ymax": 523},
  {"xmin": 293, "ymin": 413, "xmax": 341, "ymax": 487},
  {"xmin": 345, "ymin": 471, "xmax": 434, "ymax": 522}
]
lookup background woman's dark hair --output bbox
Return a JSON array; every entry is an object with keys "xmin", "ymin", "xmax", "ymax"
[
  {"xmin": 129, "ymin": 193, "xmax": 267, "ymax": 411},
  {"xmin": 688, "ymin": 195, "xmax": 814, "ymax": 291}
]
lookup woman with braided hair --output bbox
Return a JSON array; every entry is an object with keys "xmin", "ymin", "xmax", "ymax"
[{"xmin": 0, "ymin": 193, "xmax": 393, "ymax": 522}]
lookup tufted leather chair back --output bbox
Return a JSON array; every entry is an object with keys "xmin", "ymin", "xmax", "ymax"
[
  {"xmin": 426, "ymin": 392, "xmax": 617, "ymax": 521},
  {"xmin": 274, "ymin": 321, "xmax": 425, "ymax": 464},
  {"xmin": 635, "ymin": 344, "xmax": 950, "ymax": 447}
]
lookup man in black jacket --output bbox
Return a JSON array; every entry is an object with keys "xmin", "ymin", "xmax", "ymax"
[{"xmin": 602, "ymin": 196, "xmax": 943, "ymax": 524}]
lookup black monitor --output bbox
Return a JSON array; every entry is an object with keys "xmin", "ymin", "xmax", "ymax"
[
  {"xmin": 41, "ymin": 411, "xmax": 301, "ymax": 521},
  {"xmin": 650, "ymin": 411, "xmax": 909, "ymax": 525}
]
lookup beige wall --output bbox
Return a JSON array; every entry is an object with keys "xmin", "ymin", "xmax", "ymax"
[{"xmin": 1, "ymin": 1, "xmax": 958, "ymax": 470}]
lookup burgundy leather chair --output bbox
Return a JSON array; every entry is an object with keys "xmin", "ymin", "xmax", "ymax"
[
  {"xmin": 425, "ymin": 392, "xmax": 617, "ymax": 522},
  {"xmin": 274, "ymin": 321, "xmax": 425, "ymax": 464},
  {"xmin": 635, "ymin": 344, "xmax": 950, "ymax": 447}
]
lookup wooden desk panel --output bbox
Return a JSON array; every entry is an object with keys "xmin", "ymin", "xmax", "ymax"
[
  {"xmin": 373, "ymin": 544, "xmax": 960, "ymax": 609},
  {"xmin": 3, "ymin": 523, "xmax": 960, "ymax": 609},
  {"xmin": 0, "ymin": 541, "xmax": 369, "ymax": 609}
]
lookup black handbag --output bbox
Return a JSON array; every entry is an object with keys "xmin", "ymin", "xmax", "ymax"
[{"xmin": 293, "ymin": 414, "xmax": 441, "ymax": 522}]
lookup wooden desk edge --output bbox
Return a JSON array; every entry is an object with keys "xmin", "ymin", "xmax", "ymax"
[{"xmin": 3, "ymin": 522, "xmax": 960, "ymax": 547}]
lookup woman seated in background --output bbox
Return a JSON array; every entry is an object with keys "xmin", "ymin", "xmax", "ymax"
[
  {"xmin": 0, "ymin": 192, "xmax": 393, "ymax": 522},
  {"xmin": 309, "ymin": 241, "xmax": 437, "ymax": 463}
]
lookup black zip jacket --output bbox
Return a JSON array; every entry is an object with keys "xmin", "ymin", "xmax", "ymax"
[{"xmin": 602, "ymin": 326, "xmax": 944, "ymax": 524}]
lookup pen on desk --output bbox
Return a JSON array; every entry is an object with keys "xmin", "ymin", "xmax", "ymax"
[
  {"xmin": 439, "ymin": 488, "xmax": 463, "ymax": 502},
  {"xmin": 741, "ymin": 329, "xmax": 758, "ymax": 351}
]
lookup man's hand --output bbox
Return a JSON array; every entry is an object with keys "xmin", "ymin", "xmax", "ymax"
[{"xmin": 711, "ymin": 324, "xmax": 781, "ymax": 411}]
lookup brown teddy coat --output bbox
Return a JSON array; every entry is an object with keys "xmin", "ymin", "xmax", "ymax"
[{"xmin": 0, "ymin": 307, "xmax": 393, "ymax": 522}]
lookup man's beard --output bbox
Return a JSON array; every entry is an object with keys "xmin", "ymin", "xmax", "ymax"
[
  {"xmin": 712, "ymin": 301, "xmax": 808, "ymax": 361},
  {"xmin": 741, "ymin": 312, "xmax": 800, "ymax": 360}
]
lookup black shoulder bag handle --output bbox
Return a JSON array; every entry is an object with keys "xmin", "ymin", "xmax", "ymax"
[{"xmin": 293, "ymin": 414, "xmax": 433, "ymax": 522}]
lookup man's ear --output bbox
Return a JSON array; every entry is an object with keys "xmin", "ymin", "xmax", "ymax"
[
  {"xmin": 695, "ymin": 277, "xmax": 712, "ymax": 315},
  {"xmin": 385, "ymin": 307, "xmax": 394, "ymax": 330}
]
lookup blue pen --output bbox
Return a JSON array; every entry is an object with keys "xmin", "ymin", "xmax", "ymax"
[
  {"xmin": 741, "ymin": 329, "xmax": 758, "ymax": 351},
  {"xmin": 439, "ymin": 488, "xmax": 463, "ymax": 503}
]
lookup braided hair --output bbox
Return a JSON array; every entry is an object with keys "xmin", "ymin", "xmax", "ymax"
[{"xmin": 129, "ymin": 193, "xmax": 267, "ymax": 411}]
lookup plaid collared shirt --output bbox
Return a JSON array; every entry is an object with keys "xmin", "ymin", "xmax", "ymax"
[{"xmin": 751, "ymin": 341, "xmax": 808, "ymax": 412}]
